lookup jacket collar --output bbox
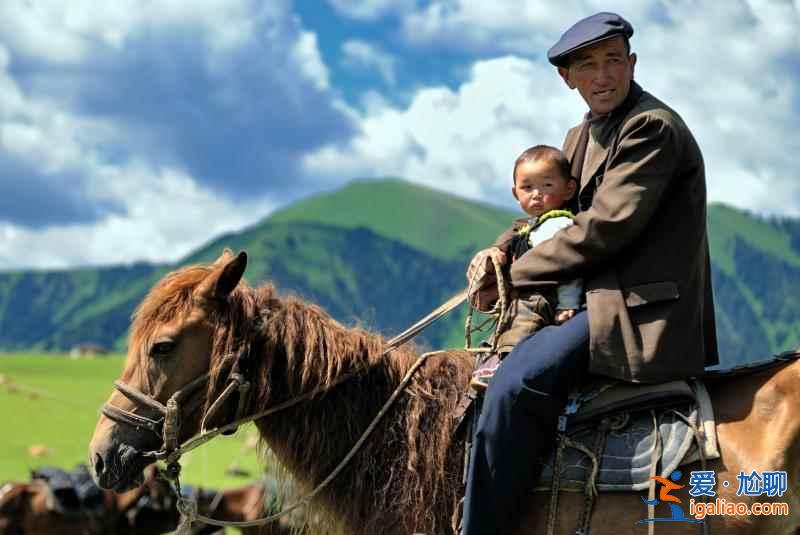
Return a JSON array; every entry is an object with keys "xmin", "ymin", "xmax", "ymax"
[{"xmin": 570, "ymin": 81, "xmax": 644, "ymax": 192}]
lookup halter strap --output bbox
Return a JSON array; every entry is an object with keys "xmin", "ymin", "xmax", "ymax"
[{"xmin": 101, "ymin": 372, "xmax": 211, "ymax": 450}]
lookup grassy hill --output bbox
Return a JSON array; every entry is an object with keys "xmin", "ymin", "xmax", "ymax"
[
  {"xmin": 0, "ymin": 264, "xmax": 163, "ymax": 352},
  {"xmin": 0, "ymin": 179, "xmax": 799, "ymax": 366},
  {"xmin": 706, "ymin": 204, "xmax": 800, "ymax": 363},
  {"xmin": 268, "ymin": 178, "xmax": 513, "ymax": 260},
  {"xmin": 184, "ymin": 221, "xmax": 468, "ymax": 348}
]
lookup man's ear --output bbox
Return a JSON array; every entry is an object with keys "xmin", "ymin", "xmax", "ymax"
[
  {"xmin": 196, "ymin": 251, "xmax": 248, "ymax": 301},
  {"xmin": 629, "ymin": 52, "xmax": 637, "ymax": 77},
  {"xmin": 558, "ymin": 66, "xmax": 575, "ymax": 89}
]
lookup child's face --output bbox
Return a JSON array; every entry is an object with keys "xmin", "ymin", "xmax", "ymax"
[{"xmin": 512, "ymin": 159, "xmax": 576, "ymax": 218}]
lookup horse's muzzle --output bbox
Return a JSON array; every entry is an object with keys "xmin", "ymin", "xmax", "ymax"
[{"xmin": 90, "ymin": 442, "xmax": 148, "ymax": 492}]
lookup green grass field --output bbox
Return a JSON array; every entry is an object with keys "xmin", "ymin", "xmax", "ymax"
[{"xmin": 0, "ymin": 353, "xmax": 268, "ymax": 490}]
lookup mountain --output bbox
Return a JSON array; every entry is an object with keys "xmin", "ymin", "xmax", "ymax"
[
  {"xmin": 267, "ymin": 178, "xmax": 513, "ymax": 260},
  {"xmin": 0, "ymin": 179, "xmax": 798, "ymax": 367},
  {"xmin": 706, "ymin": 205, "xmax": 800, "ymax": 364}
]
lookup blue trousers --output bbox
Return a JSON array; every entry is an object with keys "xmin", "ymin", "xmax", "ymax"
[{"xmin": 462, "ymin": 311, "xmax": 590, "ymax": 535}]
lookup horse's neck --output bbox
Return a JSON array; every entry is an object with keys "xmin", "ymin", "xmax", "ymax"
[
  {"xmin": 258, "ymin": 296, "xmax": 422, "ymax": 400},
  {"xmin": 256, "ymin": 299, "xmax": 421, "ymax": 446},
  {"xmin": 252, "ymin": 299, "xmax": 471, "ymax": 533}
]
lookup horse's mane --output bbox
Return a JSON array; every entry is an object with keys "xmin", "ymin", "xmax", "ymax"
[
  {"xmin": 215, "ymin": 283, "xmax": 474, "ymax": 534},
  {"xmin": 127, "ymin": 262, "xmax": 474, "ymax": 533}
]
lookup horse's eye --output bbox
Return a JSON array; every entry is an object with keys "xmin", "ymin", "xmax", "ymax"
[{"xmin": 150, "ymin": 341, "xmax": 176, "ymax": 357}]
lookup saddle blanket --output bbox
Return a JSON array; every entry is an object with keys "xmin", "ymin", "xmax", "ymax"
[{"xmin": 534, "ymin": 404, "xmax": 701, "ymax": 493}]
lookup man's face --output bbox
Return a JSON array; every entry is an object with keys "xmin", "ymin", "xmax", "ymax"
[{"xmin": 558, "ymin": 35, "xmax": 636, "ymax": 116}]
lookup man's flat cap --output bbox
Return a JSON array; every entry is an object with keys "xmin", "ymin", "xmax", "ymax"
[{"xmin": 547, "ymin": 12, "xmax": 633, "ymax": 67}]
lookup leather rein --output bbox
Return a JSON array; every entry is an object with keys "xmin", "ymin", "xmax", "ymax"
[{"xmin": 100, "ymin": 364, "xmax": 251, "ymax": 460}]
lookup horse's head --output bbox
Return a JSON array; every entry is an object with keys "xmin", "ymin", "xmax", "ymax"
[{"xmin": 89, "ymin": 249, "xmax": 252, "ymax": 491}]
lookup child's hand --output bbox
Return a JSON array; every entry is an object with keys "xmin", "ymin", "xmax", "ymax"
[{"xmin": 556, "ymin": 309, "xmax": 577, "ymax": 324}]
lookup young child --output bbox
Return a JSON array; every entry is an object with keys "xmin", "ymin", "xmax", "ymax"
[{"xmin": 467, "ymin": 145, "xmax": 581, "ymax": 387}]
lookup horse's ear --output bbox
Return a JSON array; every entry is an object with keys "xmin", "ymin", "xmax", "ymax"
[
  {"xmin": 214, "ymin": 248, "xmax": 235, "ymax": 266},
  {"xmin": 197, "ymin": 251, "xmax": 248, "ymax": 301}
]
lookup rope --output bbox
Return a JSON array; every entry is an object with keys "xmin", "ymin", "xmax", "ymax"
[
  {"xmin": 0, "ymin": 376, "xmax": 98, "ymax": 410},
  {"xmin": 385, "ymin": 290, "xmax": 468, "ymax": 349},
  {"xmin": 574, "ymin": 420, "xmax": 609, "ymax": 535},
  {"xmin": 164, "ymin": 286, "xmax": 472, "ymax": 529},
  {"xmin": 169, "ymin": 351, "xmax": 437, "ymax": 529},
  {"xmin": 669, "ymin": 407, "xmax": 711, "ymax": 535},
  {"xmin": 546, "ymin": 434, "xmax": 567, "ymax": 535},
  {"xmin": 647, "ymin": 410, "xmax": 660, "ymax": 535},
  {"xmin": 179, "ymin": 288, "xmax": 469, "ymax": 456},
  {"xmin": 464, "ymin": 248, "xmax": 510, "ymax": 355}
]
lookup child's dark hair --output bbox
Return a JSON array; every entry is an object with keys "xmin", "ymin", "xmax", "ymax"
[{"xmin": 512, "ymin": 145, "xmax": 572, "ymax": 185}]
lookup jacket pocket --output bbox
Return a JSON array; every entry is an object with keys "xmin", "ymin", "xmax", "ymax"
[{"xmin": 622, "ymin": 281, "xmax": 680, "ymax": 308}]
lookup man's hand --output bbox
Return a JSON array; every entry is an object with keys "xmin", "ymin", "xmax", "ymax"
[
  {"xmin": 556, "ymin": 309, "xmax": 577, "ymax": 324},
  {"xmin": 466, "ymin": 247, "xmax": 507, "ymax": 288},
  {"xmin": 467, "ymin": 247, "xmax": 507, "ymax": 312}
]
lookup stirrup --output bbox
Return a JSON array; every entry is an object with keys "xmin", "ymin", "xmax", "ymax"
[
  {"xmin": 469, "ymin": 361, "xmax": 499, "ymax": 392},
  {"xmin": 469, "ymin": 376, "xmax": 490, "ymax": 392}
]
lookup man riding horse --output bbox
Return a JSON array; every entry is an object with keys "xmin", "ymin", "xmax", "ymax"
[{"xmin": 462, "ymin": 12, "xmax": 719, "ymax": 535}]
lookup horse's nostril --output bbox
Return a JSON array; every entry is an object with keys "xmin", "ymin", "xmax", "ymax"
[{"xmin": 93, "ymin": 452, "xmax": 105, "ymax": 477}]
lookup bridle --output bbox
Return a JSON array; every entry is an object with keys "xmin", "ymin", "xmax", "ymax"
[
  {"xmin": 101, "ymin": 338, "xmax": 255, "ymax": 461},
  {"xmin": 101, "ymin": 373, "xmax": 211, "ymax": 458}
]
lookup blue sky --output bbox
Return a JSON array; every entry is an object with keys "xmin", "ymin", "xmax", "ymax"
[{"xmin": 1, "ymin": 0, "xmax": 798, "ymax": 269}]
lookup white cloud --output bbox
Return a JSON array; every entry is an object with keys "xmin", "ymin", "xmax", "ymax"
[
  {"xmin": 0, "ymin": 0, "xmax": 264, "ymax": 63},
  {"xmin": 0, "ymin": 163, "xmax": 273, "ymax": 270},
  {"xmin": 305, "ymin": 56, "xmax": 584, "ymax": 201},
  {"xmin": 629, "ymin": 0, "xmax": 800, "ymax": 217},
  {"xmin": 292, "ymin": 31, "xmax": 330, "ymax": 90},
  {"xmin": 2, "ymin": 0, "xmax": 799, "ymax": 273},
  {"xmin": 327, "ymin": 0, "xmax": 416, "ymax": 21},
  {"xmin": 0, "ymin": 43, "xmax": 274, "ymax": 269},
  {"xmin": 401, "ymin": 1, "xmax": 574, "ymax": 53},
  {"xmin": 399, "ymin": 1, "xmax": 658, "ymax": 53},
  {"xmin": 310, "ymin": 0, "xmax": 800, "ymax": 217},
  {"xmin": 342, "ymin": 40, "xmax": 397, "ymax": 86},
  {"xmin": 0, "ymin": 0, "xmax": 345, "ymax": 269}
]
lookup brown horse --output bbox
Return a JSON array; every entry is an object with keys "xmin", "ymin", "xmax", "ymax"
[
  {"xmin": 0, "ymin": 465, "xmax": 171, "ymax": 535},
  {"xmin": 0, "ymin": 464, "xmax": 290, "ymax": 535},
  {"xmin": 88, "ymin": 250, "xmax": 800, "ymax": 534},
  {"xmin": 0, "ymin": 479, "xmax": 113, "ymax": 535}
]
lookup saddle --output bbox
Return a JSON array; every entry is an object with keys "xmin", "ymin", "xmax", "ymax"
[
  {"xmin": 533, "ymin": 378, "xmax": 719, "ymax": 494},
  {"xmin": 30, "ymin": 464, "xmax": 105, "ymax": 516}
]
